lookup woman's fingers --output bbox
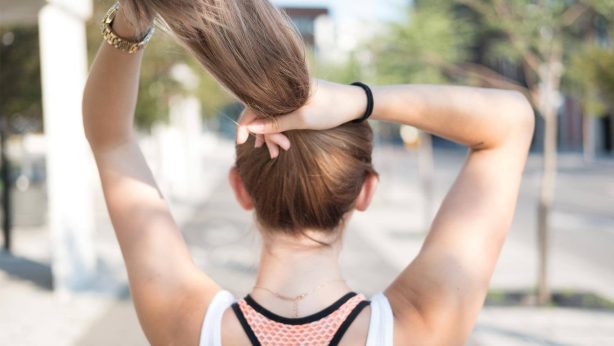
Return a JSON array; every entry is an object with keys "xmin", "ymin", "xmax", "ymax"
[
  {"xmin": 247, "ymin": 112, "xmax": 301, "ymax": 134},
  {"xmin": 265, "ymin": 139, "xmax": 280, "ymax": 159},
  {"xmin": 267, "ymin": 133, "xmax": 291, "ymax": 151},
  {"xmin": 236, "ymin": 109, "xmax": 258, "ymax": 144},
  {"xmin": 254, "ymin": 134, "xmax": 265, "ymax": 148},
  {"xmin": 257, "ymin": 134, "xmax": 290, "ymax": 159},
  {"xmin": 237, "ymin": 108, "xmax": 294, "ymax": 157}
]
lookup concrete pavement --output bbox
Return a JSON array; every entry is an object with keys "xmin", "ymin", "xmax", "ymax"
[{"xmin": 358, "ymin": 146, "xmax": 614, "ymax": 302}]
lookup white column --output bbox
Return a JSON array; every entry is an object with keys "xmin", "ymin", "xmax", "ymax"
[
  {"xmin": 169, "ymin": 94, "xmax": 204, "ymax": 201},
  {"xmin": 166, "ymin": 64, "xmax": 204, "ymax": 202},
  {"xmin": 38, "ymin": 0, "xmax": 95, "ymax": 295}
]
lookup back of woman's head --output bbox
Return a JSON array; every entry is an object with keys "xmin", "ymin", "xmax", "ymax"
[{"xmin": 126, "ymin": 0, "xmax": 376, "ymax": 234}]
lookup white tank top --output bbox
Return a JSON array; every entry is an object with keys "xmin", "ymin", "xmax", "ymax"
[{"xmin": 199, "ymin": 290, "xmax": 394, "ymax": 346}]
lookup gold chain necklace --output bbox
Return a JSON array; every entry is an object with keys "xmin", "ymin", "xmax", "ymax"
[{"xmin": 253, "ymin": 278, "xmax": 346, "ymax": 317}]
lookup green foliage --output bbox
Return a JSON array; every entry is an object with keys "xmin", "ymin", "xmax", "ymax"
[
  {"xmin": 0, "ymin": 26, "xmax": 43, "ymax": 131},
  {"xmin": 456, "ymin": 0, "xmax": 614, "ymax": 101},
  {"xmin": 569, "ymin": 1, "xmax": 614, "ymax": 113},
  {"xmin": 310, "ymin": 52, "xmax": 363, "ymax": 84},
  {"xmin": 565, "ymin": 45, "xmax": 614, "ymax": 116},
  {"xmin": 584, "ymin": 0, "xmax": 614, "ymax": 20},
  {"xmin": 370, "ymin": 2, "xmax": 475, "ymax": 84}
]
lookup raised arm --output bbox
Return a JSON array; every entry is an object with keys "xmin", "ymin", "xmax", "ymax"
[
  {"xmin": 82, "ymin": 4, "xmax": 217, "ymax": 344},
  {"xmin": 371, "ymin": 85, "xmax": 533, "ymax": 150},
  {"xmin": 372, "ymin": 85, "xmax": 534, "ymax": 345},
  {"xmin": 241, "ymin": 81, "xmax": 534, "ymax": 344}
]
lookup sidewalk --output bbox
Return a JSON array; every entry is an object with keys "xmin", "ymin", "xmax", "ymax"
[
  {"xmin": 360, "ymin": 146, "xmax": 614, "ymax": 299},
  {"xmin": 470, "ymin": 307, "xmax": 614, "ymax": 346}
]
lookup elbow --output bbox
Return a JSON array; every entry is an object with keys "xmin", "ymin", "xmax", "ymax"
[
  {"xmin": 513, "ymin": 91, "xmax": 535, "ymax": 132},
  {"xmin": 507, "ymin": 91, "xmax": 535, "ymax": 146},
  {"xmin": 82, "ymin": 93, "xmax": 130, "ymax": 150}
]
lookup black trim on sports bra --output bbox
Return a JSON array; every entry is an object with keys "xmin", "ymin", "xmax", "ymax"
[
  {"xmin": 244, "ymin": 292, "xmax": 358, "ymax": 325},
  {"xmin": 328, "ymin": 300, "xmax": 371, "ymax": 346},
  {"xmin": 231, "ymin": 302, "xmax": 261, "ymax": 346}
]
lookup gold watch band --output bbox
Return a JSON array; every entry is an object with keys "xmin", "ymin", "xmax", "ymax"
[{"xmin": 101, "ymin": 2, "xmax": 155, "ymax": 54}]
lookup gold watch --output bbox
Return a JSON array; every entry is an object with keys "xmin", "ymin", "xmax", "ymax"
[{"xmin": 101, "ymin": 2, "xmax": 155, "ymax": 54}]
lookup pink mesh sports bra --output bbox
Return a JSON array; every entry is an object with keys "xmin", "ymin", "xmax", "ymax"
[
  {"xmin": 232, "ymin": 292, "xmax": 369, "ymax": 345},
  {"xmin": 199, "ymin": 290, "xmax": 394, "ymax": 346}
]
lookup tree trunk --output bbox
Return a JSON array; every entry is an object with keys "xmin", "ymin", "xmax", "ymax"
[
  {"xmin": 536, "ymin": 58, "xmax": 562, "ymax": 306},
  {"xmin": 537, "ymin": 108, "xmax": 557, "ymax": 305},
  {"xmin": 418, "ymin": 131, "xmax": 434, "ymax": 231},
  {"xmin": 1, "ymin": 119, "xmax": 12, "ymax": 252},
  {"xmin": 582, "ymin": 114, "xmax": 595, "ymax": 163}
]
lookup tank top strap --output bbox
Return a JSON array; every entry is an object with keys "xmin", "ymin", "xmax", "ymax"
[
  {"xmin": 366, "ymin": 292, "xmax": 394, "ymax": 346},
  {"xmin": 199, "ymin": 290, "xmax": 235, "ymax": 346}
]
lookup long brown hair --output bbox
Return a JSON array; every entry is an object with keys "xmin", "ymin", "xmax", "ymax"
[{"xmin": 124, "ymin": 0, "xmax": 376, "ymax": 234}]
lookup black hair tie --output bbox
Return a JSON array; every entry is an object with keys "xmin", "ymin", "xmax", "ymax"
[{"xmin": 350, "ymin": 82, "xmax": 374, "ymax": 123}]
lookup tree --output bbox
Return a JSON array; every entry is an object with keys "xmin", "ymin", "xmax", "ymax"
[
  {"xmin": 0, "ymin": 26, "xmax": 43, "ymax": 130},
  {"xmin": 451, "ymin": 0, "xmax": 614, "ymax": 305},
  {"xmin": 564, "ymin": 7, "xmax": 614, "ymax": 162},
  {"xmin": 310, "ymin": 51, "xmax": 363, "ymax": 84},
  {"xmin": 0, "ymin": 26, "xmax": 43, "ymax": 251},
  {"xmin": 566, "ymin": 46, "xmax": 609, "ymax": 162},
  {"xmin": 371, "ymin": 2, "xmax": 474, "ymax": 85},
  {"xmin": 371, "ymin": 0, "xmax": 613, "ymax": 305},
  {"xmin": 369, "ymin": 1, "xmax": 475, "ymax": 231}
]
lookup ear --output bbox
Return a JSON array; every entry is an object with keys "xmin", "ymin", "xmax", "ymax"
[
  {"xmin": 354, "ymin": 172, "xmax": 378, "ymax": 212},
  {"xmin": 228, "ymin": 167, "xmax": 254, "ymax": 210}
]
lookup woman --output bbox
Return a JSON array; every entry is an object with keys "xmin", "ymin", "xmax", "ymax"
[{"xmin": 83, "ymin": 0, "xmax": 534, "ymax": 345}]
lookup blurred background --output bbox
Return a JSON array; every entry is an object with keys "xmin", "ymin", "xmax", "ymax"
[{"xmin": 1, "ymin": 0, "xmax": 613, "ymax": 345}]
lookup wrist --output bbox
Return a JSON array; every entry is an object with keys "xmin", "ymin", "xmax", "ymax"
[
  {"xmin": 346, "ymin": 84, "xmax": 368, "ymax": 122},
  {"xmin": 347, "ymin": 82, "xmax": 374, "ymax": 124},
  {"xmin": 112, "ymin": 9, "xmax": 152, "ymax": 41},
  {"xmin": 370, "ymin": 86, "xmax": 387, "ymax": 122},
  {"xmin": 101, "ymin": 2, "xmax": 155, "ymax": 54}
]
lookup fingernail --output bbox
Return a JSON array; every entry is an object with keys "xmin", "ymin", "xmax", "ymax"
[{"xmin": 236, "ymin": 128, "xmax": 247, "ymax": 144}]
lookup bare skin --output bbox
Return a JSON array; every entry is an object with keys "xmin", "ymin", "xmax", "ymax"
[{"xmin": 83, "ymin": 3, "xmax": 534, "ymax": 345}]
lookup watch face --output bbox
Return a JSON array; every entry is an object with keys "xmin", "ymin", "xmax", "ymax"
[{"xmin": 104, "ymin": 2, "xmax": 119, "ymax": 24}]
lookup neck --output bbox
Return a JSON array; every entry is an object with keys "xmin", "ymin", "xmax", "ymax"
[{"xmin": 254, "ymin": 230, "xmax": 346, "ymax": 296}]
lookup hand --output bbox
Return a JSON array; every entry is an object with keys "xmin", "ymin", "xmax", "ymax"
[{"xmin": 236, "ymin": 79, "xmax": 367, "ymax": 158}]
